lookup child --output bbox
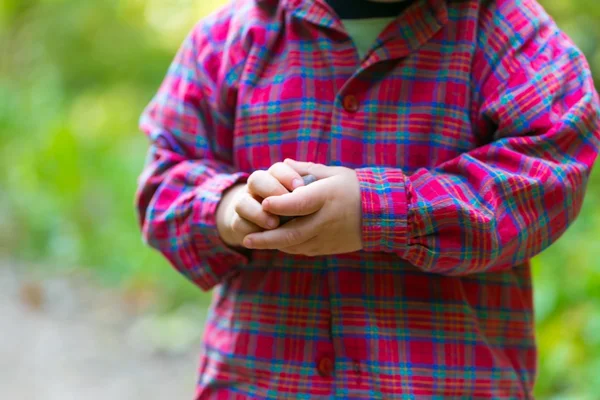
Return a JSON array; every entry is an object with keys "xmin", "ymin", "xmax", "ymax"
[{"xmin": 136, "ymin": 0, "xmax": 600, "ymax": 398}]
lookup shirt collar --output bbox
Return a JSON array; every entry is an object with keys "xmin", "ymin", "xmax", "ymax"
[{"xmin": 275, "ymin": 0, "xmax": 448, "ymax": 60}]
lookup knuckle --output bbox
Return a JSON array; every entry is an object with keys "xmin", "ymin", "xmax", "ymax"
[
  {"xmin": 268, "ymin": 162, "xmax": 285, "ymax": 173},
  {"xmin": 260, "ymin": 213, "xmax": 275, "ymax": 228},
  {"xmin": 247, "ymin": 170, "xmax": 266, "ymax": 190},
  {"xmin": 230, "ymin": 215, "xmax": 243, "ymax": 233},
  {"xmin": 297, "ymin": 197, "xmax": 312, "ymax": 213},
  {"xmin": 285, "ymin": 230, "xmax": 302, "ymax": 246},
  {"xmin": 243, "ymin": 192, "xmax": 256, "ymax": 205},
  {"xmin": 246, "ymin": 176, "xmax": 256, "ymax": 192},
  {"xmin": 311, "ymin": 163, "xmax": 327, "ymax": 174},
  {"xmin": 233, "ymin": 199, "xmax": 244, "ymax": 215},
  {"xmin": 233, "ymin": 194, "xmax": 251, "ymax": 215},
  {"xmin": 247, "ymin": 171, "xmax": 258, "ymax": 184}
]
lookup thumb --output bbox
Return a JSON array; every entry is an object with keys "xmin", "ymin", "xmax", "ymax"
[{"xmin": 283, "ymin": 159, "xmax": 338, "ymax": 179}]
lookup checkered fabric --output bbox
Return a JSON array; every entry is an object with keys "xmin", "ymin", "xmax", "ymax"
[{"xmin": 136, "ymin": 0, "xmax": 600, "ymax": 398}]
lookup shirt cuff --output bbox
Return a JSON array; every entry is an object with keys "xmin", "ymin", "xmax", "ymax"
[
  {"xmin": 355, "ymin": 167, "xmax": 409, "ymax": 255},
  {"xmin": 191, "ymin": 171, "xmax": 250, "ymax": 290}
]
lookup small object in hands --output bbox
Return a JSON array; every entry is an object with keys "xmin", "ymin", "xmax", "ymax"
[
  {"xmin": 298, "ymin": 174, "xmax": 317, "ymax": 186},
  {"xmin": 278, "ymin": 174, "xmax": 317, "ymax": 225}
]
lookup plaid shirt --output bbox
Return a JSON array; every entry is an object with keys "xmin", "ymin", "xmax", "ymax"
[{"xmin": 136, "ymin": 0, "xmax": 600, "ymax": 398}]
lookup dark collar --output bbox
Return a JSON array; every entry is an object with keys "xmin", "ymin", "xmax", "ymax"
[
  {"xmin": 324, "ymin": 0, "xmax": 415, "ymax": 19},
  {"xmin": 278, "ymin": 0, "xmax": 448, "ymax": 61}
]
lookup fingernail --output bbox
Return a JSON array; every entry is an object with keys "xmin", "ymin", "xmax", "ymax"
[
  {"xmin": 243, "ymin": 238, "xmax": 253, "ymax": 248},
  {"xmin": 292, "ymin": 178, "xmax": 304, "ymax": 190},
  {"xmin": 262, "ymin": 199, "xmax": 270, "ymax": 209},
  {"xmin": 267, "ymin": 217, "xmax": 278, "ymax": 229}
]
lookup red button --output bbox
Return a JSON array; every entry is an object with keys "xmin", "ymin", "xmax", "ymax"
[
  {"xmin": 353, "ymin": 361, "xmax": 362, "ymax": 384},
  {"xmin": 342, "ymin": 94, "xmax": 359, "ymax": 113},
  {"xmin": 317, "ymin": 357, "xmax": 334, "ymax": 377}
]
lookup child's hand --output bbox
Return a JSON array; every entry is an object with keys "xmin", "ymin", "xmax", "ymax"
[
  {"xmin": 216, "ymin": 162, "xmax": 305, "ymax": 247},
  {"xmin": 242, "ymin": 159, "xmax": 363, "ymax": 256}
]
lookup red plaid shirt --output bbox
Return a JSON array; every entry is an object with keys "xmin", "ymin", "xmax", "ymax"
[{"xmin": 136, "ymin": 0, "xmax": 600, "ymax": 398}]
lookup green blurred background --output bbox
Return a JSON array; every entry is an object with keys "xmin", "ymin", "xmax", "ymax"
[{"xmin": 1, "ymin": 1, "xmax": 599, "ymax": 398}]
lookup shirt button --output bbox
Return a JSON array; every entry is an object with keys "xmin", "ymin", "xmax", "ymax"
[
  {"xmin": 342, "ymin": 94, "xmax": 359, "ymax": 113},
  {"xmin": 353, "ymin": 361, "xmax": 362, "ymax": 384},
  {"xmin": 317, "ymin": 356, "xmax": 334, "ymax": 377}
]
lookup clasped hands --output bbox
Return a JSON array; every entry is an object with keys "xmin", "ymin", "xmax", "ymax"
[{"xmin": 216, "ymin": 159, "xmax": 363, "ymax": 256}]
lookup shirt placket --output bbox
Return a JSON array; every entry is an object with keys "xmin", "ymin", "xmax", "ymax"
[
  {"xmin": 333, "ymin": 8, "xmax": 449, "ymax": 400},
  {"xmin": 285, "ymin": 0, "xmax": 448, "ymax": 396}
]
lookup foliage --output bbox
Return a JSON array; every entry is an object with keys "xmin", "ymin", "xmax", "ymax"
[{"xmin": 0, "ymin": 1, "xmax": 599, "ymax": 397}]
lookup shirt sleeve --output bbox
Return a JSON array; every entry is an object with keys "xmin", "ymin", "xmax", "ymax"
[
  {"xmin": 356, "ymin": 3, "xmax": 600, "ymax": 275},
  {"xmin": 136, "ymin": 10, "xmax": 250, "ymax": 291}
]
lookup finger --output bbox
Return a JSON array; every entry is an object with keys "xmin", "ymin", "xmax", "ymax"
[
  {"xmin": 247, "ymin": 170, "xmax": 289, "ymax": 199},
  {"xmin": 262, "ymin": 183, "xmax": 327, "ymax": 216},
  {"xmin": 234, "ymin": 193, "xmax": 279, "ymax": 229},
  {"xmin": 268, "ymin": 162, "xmax": 304, "ymax": 191},
  {"xmin": 230, "ymin": 213, "xmax": 262, "ymax": 236},
  {"xmin": 283, "ymin": 159, "xmax": 339, "ymax": 179},
  {"xmin": 242, "ymin": 215, "xmax": 318, "ymax": 249}
]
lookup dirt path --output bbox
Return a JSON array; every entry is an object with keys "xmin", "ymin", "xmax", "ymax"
[{"xmin": 0, "ymin": 264, "xmax": 206, "ymax": 400}]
